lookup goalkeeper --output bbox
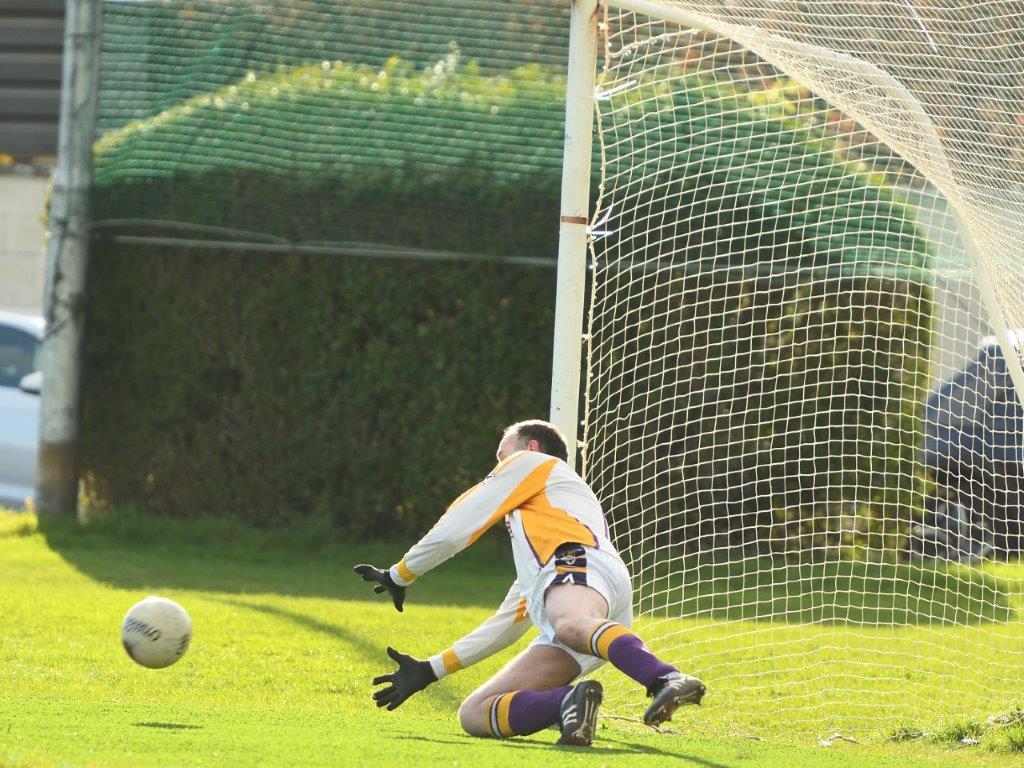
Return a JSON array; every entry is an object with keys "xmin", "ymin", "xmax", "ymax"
[{"xmin": 355, "ymin": 419, "xmax": 705, "ymax": 746}]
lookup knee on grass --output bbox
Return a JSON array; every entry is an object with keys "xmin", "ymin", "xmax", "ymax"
[{"xmin": 458, "ymin": 697, "xmax": 492, "ymax": 738}]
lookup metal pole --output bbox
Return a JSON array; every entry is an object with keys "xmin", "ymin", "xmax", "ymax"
[
  {"xmin": 550, "ymin": 0, "xmax": 599, "ymax": 469},
  {"xmin": 36, "ymin": 0, "xmax": 102, "ymax": 517}
]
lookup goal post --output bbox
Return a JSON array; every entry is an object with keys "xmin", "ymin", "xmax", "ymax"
[
  {"xmin": 550, "ymin": 0, "xmax": 600, "ymax": 469},
  {"xmin": 554, "ymin": 0, "xmax": 1024, "ymax": 739}
]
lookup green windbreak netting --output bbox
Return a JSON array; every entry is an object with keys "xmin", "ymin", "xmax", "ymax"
[
  {"xmin": 99, "ymin": 0, "xmax": 571, "ymax": 132},
  {"xmin": 94, "ymin": 0, "xmax": 930, "ymax": 270},
  {"xmin": 95, "ymin": 0, "xmax": 572, "ymax": 260}
]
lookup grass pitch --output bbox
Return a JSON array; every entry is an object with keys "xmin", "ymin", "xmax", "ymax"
[{"xmin": 1, "ymin": 511, "xmax": 1023, "ymax": 767}]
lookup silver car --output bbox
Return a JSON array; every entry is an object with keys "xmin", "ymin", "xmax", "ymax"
[{"xmin": 0, "ymin": 311, "xmax": 43, "ymax": 509}]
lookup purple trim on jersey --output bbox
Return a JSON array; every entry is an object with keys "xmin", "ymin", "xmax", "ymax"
[{"xmin": 523, "ymin": 524, "xmax": 546, "ymax": 566}]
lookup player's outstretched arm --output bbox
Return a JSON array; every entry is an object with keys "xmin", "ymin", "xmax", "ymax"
[
  {"xmin": 353, "ymin": 564, "xmax": 406, "ymax": 612},
  {"xmin": 385, "ymin": 451, "xmax": 552, "ymax": 590},
  {"xmin": 369, "ymin": 581, "xmax": 533, "ymax": 712},
  {"xmin": 371, "ymin": 647, "xmax": 437, "ymax": 710}
]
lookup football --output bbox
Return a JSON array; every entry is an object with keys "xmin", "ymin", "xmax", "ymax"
[{"xmin": 121, "ymin": 596, "xmax": 192, "ymax": 669}]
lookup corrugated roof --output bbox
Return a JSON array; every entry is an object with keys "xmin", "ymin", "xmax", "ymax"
[{"xmin": 0, "ymin": 0, "xmax": 63, "ymax": 158}]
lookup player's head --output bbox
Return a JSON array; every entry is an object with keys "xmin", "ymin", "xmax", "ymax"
[{"xmin": 496, "ymin": 419, "xmax": 569, "ymax": 463}]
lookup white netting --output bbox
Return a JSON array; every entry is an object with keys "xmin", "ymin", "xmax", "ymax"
[{"xmin": 582, "ymin": 2, "xmax": 1024, "ymax": 739}]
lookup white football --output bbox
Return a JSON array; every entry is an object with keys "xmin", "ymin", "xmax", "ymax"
[{"xmin": 121, "ymin": 596, "xmax": 192, "ymax": 669}]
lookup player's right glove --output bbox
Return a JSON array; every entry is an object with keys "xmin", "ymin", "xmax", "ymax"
[
  {"xmin": 371, "ymin": 646, "xmax": 438, "ymax": 711},
  {"xmin": 353, "ymin": 564, "xmax": 406, "ymax": 612}
]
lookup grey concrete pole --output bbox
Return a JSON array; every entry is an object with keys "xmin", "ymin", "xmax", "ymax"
[{"xmin": 36, "ymin": 0, "xmax": 102, "ymax": 518}]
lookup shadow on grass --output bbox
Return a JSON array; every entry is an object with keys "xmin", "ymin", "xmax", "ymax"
[
  {"xmin": 209, "ymin": 596, "xmax": 462, "ymax": 709},
  {"xmin": 27, "ymin": 513, "xmax": 1020, "ymax": 626},
  {"xmin": 635, "ymin": 555, "xmax": 1018, "ymax": 625},
  {"xmin": 392, "ymin": 732, "xmax": 729, "ymax": 765},
  {"xmin": 601, "ymin": 733, "xmax": 729, "ymax": 764},
  {"xmin": 32, "ymin": 513, "xmax": 514, "ymax": 609},
  {"xmin": 134, "ymin": 722, "xmax": 202, "ymax": 730}
]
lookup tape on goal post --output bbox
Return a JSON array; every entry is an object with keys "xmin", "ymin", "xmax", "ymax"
[{"xmin": 572, "ymin": 0, "xmax": 1024, "ymax": 738}]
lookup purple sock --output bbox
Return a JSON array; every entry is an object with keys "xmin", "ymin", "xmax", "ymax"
[
  {"xmin": 588, "ymin": 620, "xmax": 676, "ymax": 688},
  {"xmin": 486, "ymin": 686, "xmax": 571, "ymax": 738}
]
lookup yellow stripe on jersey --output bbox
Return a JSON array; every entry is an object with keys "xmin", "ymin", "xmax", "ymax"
[
  {"xmin": 465, "ymin": 458, "xmax": 561, "ymax": 547},
  {"xmin": 445, "ymin": 483, "xmax": 482, "ymax": 513},
  {"xmin": 443, "ymin": 452, "xmax": 527, "ymax": 513},
  {"xmin": 448, "ymin": 450, "xmax": 525, "ymax": 512},
  {"xmin": 492, "ymin": 450, "xmax": 528, "ymax": 475},
  {"xmin": 513, "ymin": 597, "xmax": 529, "ymax": 624},
  {"xmin": 441, "ymin": 648, "xmax": 463, "ymax": 674},
  {"xmin": 517, "ymin": 461, "xmax": 597, "ymax": 565},
  {"xmin": 395, "ymin": 558, "xmax": 417, "ymax": 583},
  {"xmin": 423, "ymin": 451, "xmax": 530, "ymax": 546}
]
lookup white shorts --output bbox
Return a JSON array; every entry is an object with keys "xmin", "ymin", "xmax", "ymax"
[{"xmin": 526, "ymin": 544, "xmax": 634, "ymax": 677}]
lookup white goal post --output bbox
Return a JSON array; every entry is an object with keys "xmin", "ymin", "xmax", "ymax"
[
  {"xmin": 550, "ymin": 0, "xmax": 601, "ymax": 469},
  {"xmin": 552, "ymin": 0, "xmax": 1024, "ymax": 739}
]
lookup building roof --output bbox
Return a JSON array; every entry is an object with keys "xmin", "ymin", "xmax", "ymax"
[{"xmin": 0, "ymin": 0, "xmax": 63, "ymax": 159}]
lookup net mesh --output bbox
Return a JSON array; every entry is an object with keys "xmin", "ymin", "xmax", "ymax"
[{"xmin": 584, "ymin": 3, "xmax": 1024, "ymax": 738}]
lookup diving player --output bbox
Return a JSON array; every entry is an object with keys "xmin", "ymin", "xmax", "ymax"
[{"xmin": 355, "ymin": 419, "xmax": 704, "ymax": 746}]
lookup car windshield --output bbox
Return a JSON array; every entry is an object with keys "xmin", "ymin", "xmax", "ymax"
[{"xmin": 0, "ymin": 326, "xmax": 40, "ymax": 388}]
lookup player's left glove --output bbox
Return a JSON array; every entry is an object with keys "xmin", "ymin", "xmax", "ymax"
[
  {"xmin": 353, "ymin": 564, "xmax": 406, "ymax": 612},
  {"xmin": 371, "ymin": 646, "xmax": 438, "ymax": 711}
]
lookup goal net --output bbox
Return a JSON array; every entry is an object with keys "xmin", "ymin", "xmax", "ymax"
[{"xmin": 577, "ymin": 1, "xmax": 1024, "ymax": 738}]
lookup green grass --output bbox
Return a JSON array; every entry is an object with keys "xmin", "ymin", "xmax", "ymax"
[
  {"xmin": 638, "ymin": 555, "xmax": 1017, "ymax": 624},
  {"xmin": 2, "ymin": 511, "xmax": 1023, "ymax": 767}
]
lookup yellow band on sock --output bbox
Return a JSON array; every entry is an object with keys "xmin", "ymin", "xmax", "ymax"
[
  {"xmin": 483, "ymin": 695, "xmax": 499, "ymax": 737},
  {"xmin": 485, "ymin": 693, "xmax": 515, "ymax": 738},
  {"xmin": 589, "ymin": 620, "xmax": 632, "ymax": 660},
  {"xmin": 496, "ymin": 693, "xmax": 514, "ymax": 737}
]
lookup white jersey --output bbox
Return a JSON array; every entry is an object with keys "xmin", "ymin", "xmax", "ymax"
[{"xmin": 387, "ymin": 449, "xmax": 626, "ymax": 679}]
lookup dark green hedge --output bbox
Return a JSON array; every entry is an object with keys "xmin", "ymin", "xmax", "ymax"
[
  {"xmin": 591, "ymin": 272, "xmax": 932, "ymax": 559},
  {"xmin": 83, "ymin": 248, "xmax": 553, "ymax": 537},
  {"xmin": 86, "ymin": 62, "xmax": 931, "ymax": 542}
]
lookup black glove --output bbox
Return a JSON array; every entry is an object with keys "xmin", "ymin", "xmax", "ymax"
[
  {"xmin": 353, "ymin": 564, "xmax": 406, "ymax": 612},
  {"xmin": 371, "ymin": 646, "xmax": 438, "ymax": 711}
]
